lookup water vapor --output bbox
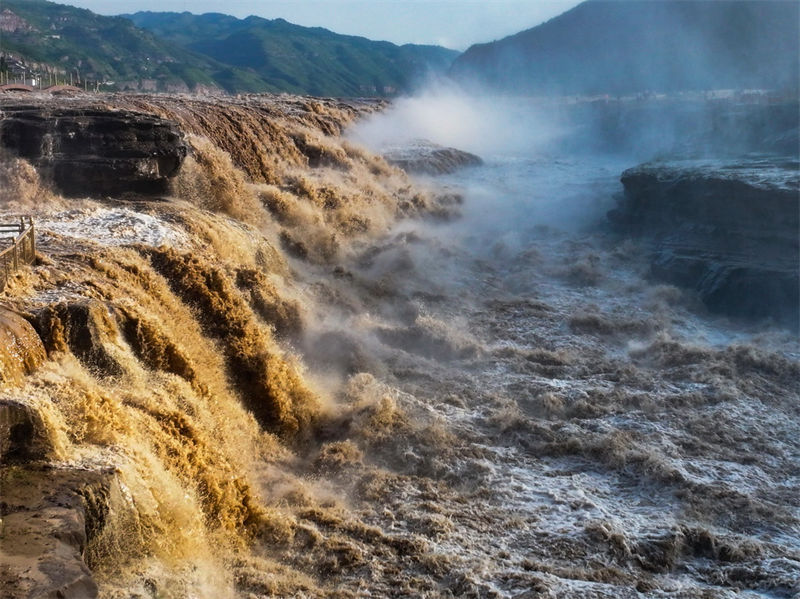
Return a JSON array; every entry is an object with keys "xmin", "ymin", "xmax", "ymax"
[{"xmin": 349, "ymin": 81, "xmax": 565, "ymax": 158}]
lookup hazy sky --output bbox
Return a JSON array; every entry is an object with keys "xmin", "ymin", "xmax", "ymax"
[{"xmin": 64, "ymin": 0, "xmax": 581, "ymax": 50}]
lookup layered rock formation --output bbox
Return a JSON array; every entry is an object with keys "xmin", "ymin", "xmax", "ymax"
[
  {"xmin": 381, "ymin": 140, "xmax": 482, "ymax": 175},
  {"xmin": 610, "ymin": 158, "xmax": 799, "ymax": 328},
  {"xmin": 0, "ymin": 105, "xmax": 187, "ymax": 197},
  {"xmin": 0, "ymin": 309, "xmax": 101, "ymax": 599}
]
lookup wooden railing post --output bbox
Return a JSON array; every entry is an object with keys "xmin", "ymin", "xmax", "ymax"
[{"xmin": 0, "ymin": 216, "xmax": 36, "ymax": 290}]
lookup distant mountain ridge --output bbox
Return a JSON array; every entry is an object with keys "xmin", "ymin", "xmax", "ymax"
[
  {"xmin": 449, "ymin": 0, "xmax": 800, "ymax": 95},
  {"xmin": 127, "ymin": 11, "xmax": 459, "ymax": 97},
  {"xmin": 0, "ymin": 0, "xmax": 458, "ymax": 95}
]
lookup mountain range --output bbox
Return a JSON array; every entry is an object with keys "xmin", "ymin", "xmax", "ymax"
[
  {"xmin": 126, "ymin": 12, "xmax": 457, "ymax": 97},
  {"xmin": 0, "ymin": 0, "xmax": 457, "ymax": 95},
  {"xmin": 449, "ymin": 0, "xmax": 800, "ymax": 95},
  {"xmin": 1, "ymin": 0, "xmax": 798, "ymax": 97}
]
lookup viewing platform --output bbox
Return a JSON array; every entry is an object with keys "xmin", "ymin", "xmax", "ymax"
[{"xmin": 0, "ymin": 216, "xmax": 36, "ymax": 290}]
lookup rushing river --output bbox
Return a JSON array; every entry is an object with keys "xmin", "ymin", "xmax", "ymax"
[
  {"xmin": 297, "ymin": 107, "xmax": 800, "ymax": 597},
  {"xmin": 1, "ymin": 93, "xmax": 797, "ymax": 599}
]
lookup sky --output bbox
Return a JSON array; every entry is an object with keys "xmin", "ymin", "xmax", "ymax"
[{"xmin": 63, "ymin": 0, "xmax": 581, "ymax": 50}]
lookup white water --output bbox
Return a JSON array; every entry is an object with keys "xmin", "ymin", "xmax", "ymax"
[{"xmin": 339, "ymin": 109, "xmax": 800, "ymax": 596}]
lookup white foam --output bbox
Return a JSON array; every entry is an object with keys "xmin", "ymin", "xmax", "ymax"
[{"xmin": 36, "ymin": 206, "xmax": 189, "ymax": 249}]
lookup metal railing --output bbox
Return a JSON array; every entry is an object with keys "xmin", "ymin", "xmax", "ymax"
[{"xmin": 0, "ymin": 216, "xmax": 36, "ymax": 291}]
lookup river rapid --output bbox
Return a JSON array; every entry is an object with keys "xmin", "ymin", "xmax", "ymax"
[
  {"xmin": 295, "ymin": 101, "xmax": 800, "ymax": 598},
  {"xmin": 0, "ymin": 93, "xmax": 797, "ymax": 599}
]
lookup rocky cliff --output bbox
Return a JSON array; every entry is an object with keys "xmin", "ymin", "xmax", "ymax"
[
  {"xmin": 610, "ymin": 158, "xmax": 799, "ymax": 328},
  {"xmin": 0, "ymin": 105, "xmax": 187, "ymax": 197}
]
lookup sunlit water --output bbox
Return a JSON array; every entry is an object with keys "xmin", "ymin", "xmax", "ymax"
[{"xmin": 2, "ymin": 93, "xmax": 796, "ymax": 598}]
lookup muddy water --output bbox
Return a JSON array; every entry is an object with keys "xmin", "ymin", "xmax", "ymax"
[
  {"xmin": 0, "ymin": 95, "xmax": 797, "ymax": 598},
  {"xmin": 292, "ymin": 150, "xmax": 800, "ymax": 597}
]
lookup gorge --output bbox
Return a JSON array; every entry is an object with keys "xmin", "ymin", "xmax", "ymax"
[{"xmin": 0, "ymin": 90, "xmax": 797, "ymax": 599}]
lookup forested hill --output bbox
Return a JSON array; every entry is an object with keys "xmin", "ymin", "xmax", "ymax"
[
  {"xmin": 0, "ymin": 0, "xmax": 458, "ymax": 95},
  {"xmin": 449, "ymin": 0, "xmax": 800, "ymax": 96},
  {"xmin": 1, "ymin": 0, "xmax": 233, "ymax": 92},
  {"xmin": 126, "ymin": 11, "xmax": 459, "ymax": 97}
]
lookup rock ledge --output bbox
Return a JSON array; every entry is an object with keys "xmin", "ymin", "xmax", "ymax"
[
  {"xmin": 0, "ymin": 104, "xmax": 187, "ymax": 197},
  {"xmin": 610, "ymin": 157, "xmax": 799, "ymax": 328},
  {"xmin": 382, "ymin": 139, "xmax": 482, "ymax": 175}
]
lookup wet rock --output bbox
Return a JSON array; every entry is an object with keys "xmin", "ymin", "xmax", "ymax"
[
  {"xmin": 382, "ymin": 139, "xmax": 482, "ymax": 175},
  {"xmin": 0, "ymin": 465, "xmax": 128, "ymax": 599},
  {"xmin": 610, "ymin": 158, "xmax": 799, "ymax": 328},
  {"xmin": 32, "ymin": 300, "xmax": 124, "ymax": 376},
  {"xmin": 0, "ymin": 104, "xmax": 187, "ymax": 197},
  {"xmin": 0, "ymin": 400, "xmax": 54, "ymax": 463},
  {"xmin": 0, "ymin": 308, "xmax": 46, "ymax": 384}
]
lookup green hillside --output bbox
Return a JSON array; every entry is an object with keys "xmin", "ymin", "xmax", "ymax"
[
  {"xmin": 0, "ymin": 0, "xmax": 241, "ymax": 92},
  {"xmin": 128, "ymin": 11, "xmax": 459, "ymax": 96},
  {"xmin": 0, "ymin": 1, "xmax": 458, "ymax": 96}
]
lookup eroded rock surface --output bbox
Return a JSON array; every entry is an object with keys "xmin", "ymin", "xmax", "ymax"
[
  {"xmin": 0, "ymin": 466, "xmax": 123, "ymax": 599},
  {"xmin": 610, "ymin": 158, "xmax": 799, "ymax": 327},
  {"xmin": 0, "ymin": 104, "xmax": 187, "ymax": 197}
]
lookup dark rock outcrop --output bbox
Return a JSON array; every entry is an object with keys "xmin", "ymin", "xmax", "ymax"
[
  {"xmin": 0, "ymin": 104, "xmax": 187, "ymax": 197},
  {"xmin": 0, "ymin": 400, "xmax": 54, "ymax": 463},
  {"xmin": 382, "ymin": 140, "xmax": 482, "ymax": 175},
  {"xmin": 610, "ymin": 158, "xmax": 799, "ymax": 328}
]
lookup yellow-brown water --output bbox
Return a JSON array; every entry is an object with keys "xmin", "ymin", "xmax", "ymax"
[{"xmin": 0, "ymin": 94, "xmax": 798, "ymax": 599}]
